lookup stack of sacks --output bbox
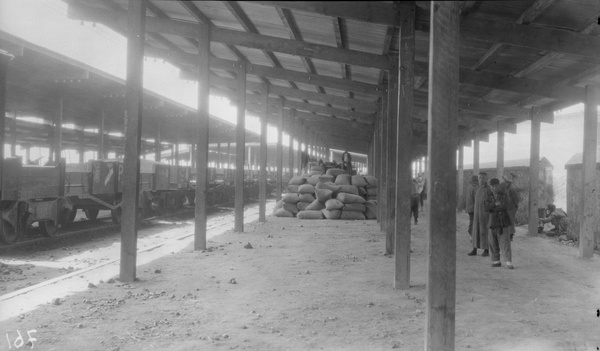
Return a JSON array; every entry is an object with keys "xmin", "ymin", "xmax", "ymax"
[
  {"xmin": 364, "ymin": 175, "xmax": 378, "ymax": 201},
  {"xmin": 274, "ymin": 167, "xmax": 378, "ymax": 220}
]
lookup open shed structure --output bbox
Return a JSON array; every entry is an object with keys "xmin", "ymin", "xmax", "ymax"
[{"xmin": 1, "ymin": 1, "xmax": 600, "ymax": 349}]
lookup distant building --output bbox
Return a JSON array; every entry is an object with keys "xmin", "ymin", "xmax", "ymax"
[
  {"xmin": 564, "ymin": 149, "xmax": 600, "ymax": 249},
  {"xmin": 459, "ymin": 158, "xmax": 554, "ymax": 225}
]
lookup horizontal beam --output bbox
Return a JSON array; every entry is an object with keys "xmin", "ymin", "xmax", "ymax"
[
  {"xmin": 149, "ymin": 46, "xmax": 385, "ymax": 97},
  {"xmin": 68, "ymin": 3, "xmax": 389, "ymax": 70}
]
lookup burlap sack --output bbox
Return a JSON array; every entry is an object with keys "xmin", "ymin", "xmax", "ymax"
[
  {"xmin": 326, "ymin": 168, "xmax": 349, "ymax": 177},
  {"xmin": 298, "ymin": 184, "xmax": 315, "ymax": 194},
  {"xmin": 325, "ymin": 198, "xmax": 344, "ymax": 211},
  {"xmin": 305, "ymin": 199, "xmax": 325, "ymax": 211},
  {"xmin": 351, "ymin": 175, "xmax": 368, "ymax": 187},
  {"xmin": 322, "ymin": 209, "xmax": 342, "ymax": 220},
  {"xmin": 307, "ymin": 175, "xmax": 321, "ymax": 186},
  {"xmin": 297, "ymin": 210, "xmax": 324, "ymax": 220},
  {"xmin": 340, "ymin": 211, "xmax": 366, "ymax": 220},
  {"xmin": 282, "ymin": 193, "xmax": 300, "ymax": 204},
  {"xmin": 299, "ymin": 193, "xmax": 316, "ymax": 203},
  {"xmin": 315, "ymin": 189, "xmax": 333, "ymax": 203},
  {"xmin": 338, "ymin": 185, "xmax": 358, "ymax": 195},
  {"xmin": 365, "ymin": 176, "xmax": 378, "ymax": 188},
  {"xmin": 297, "ymin": 201, "xmax": 312, "ymax": 211},
  {"xmin": 337, "ymin": 193, "xmax": 366, "ymax": 204},
  {"xmin": 334, "ymin": 174, "xmax": 352, "ymax": 185},
  {"xmin": 342, "ymin": 203, "xmax": 366, "ymax": 212},
  {"xmin": 283, "ymin": 203, "xmax": 299, "ymax": 214},
  {"xmin": 286, "ymin": 185, "xmax": 300, "ymax": 193},
  {"xmin": 289, "ymin": 176, "xmax": 306, "ymax": 185},
  {"xmin": 275, "ymin": 208, "xmax": 294, "ymax": 217},
  {"xmin": 364, "ymin": 200, "xmax": 377, "ymax": 219}
]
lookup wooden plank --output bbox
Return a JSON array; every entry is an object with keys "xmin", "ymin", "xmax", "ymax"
[
  {"xmin": 379, "ymin": 96, "xmax": 388, "ymax": 232},
  {"xmin": 249, "ymin": 1, "xmax": 400, "ymax": 27},
  {"xmin": 579, "ymin": 85, "xmax": 598, "ymax": 258},
  {"xmin": 457, "ymin": 145, "xmax": 464, "ymax": 211},
  {"xmin": 394, "ymin": 1, "xmax": 414, "ymax": 291},
  {"xmin": 386, "ymin": 57, "xmax": 399, "ymax": 255},
  {"xmin": 54, "ymin": 95, "xmax": 64, "ymax": 163},
  {"xmin": 425, "ymin": 3, "xmax": 459, "ymax": 350},
  {"xmin": 516, "ymin": 0, "xmax": 557, "ymax": 24},
  {"xmin": 78, "ymin": 128, "xmax": 84, "ymax": 163},
  {"xmin": 120, "ymin": 0, "xmax": 146, "ymax": 283},
  {"xmin": 528, "ymin": 108, "xmax": 541, "ymax": 236},
  {"xmin": 497, "ymin": 122, "xmax": 505, "ymax": 178},
  {"xmin": 276, "ymin": 103, "xmax": 283, "ymax": 201},
  {"xmin": 297, "ymin": 119, "xmax": 304, "ymax": 175},
  {"xmin": 98, "ymin": 108, "xmax": 106, "ymax": 159},
  {"xmin": 471, "ymin": 43, "xmax": 505, "ymax": 71},
  {"xmin": 195, "ymin": 21, "xmax": 210, "ymax": 250},
  {"xmin": 259, "ymin": 87, "xmax": 268, "ymax": 223},
  {"xmin": 461, "ymin": 17, "xmax": 600, "ymax": 60},
  {"xmin": 234, "ymin": 61, "xmax": 246, "ymax": 232},
  {"xmin": 154, "ymin": 122, "xmax": 161, "ymax": 162},
  {"xmin": 68, "ymin": 3, "xmax": 389, "ymax": 70}
]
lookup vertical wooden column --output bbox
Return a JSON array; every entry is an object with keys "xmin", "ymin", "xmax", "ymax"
[
  {"xmin": 297, "ymin": 119, "xmax": 304, "ymax": 175},
  {"xmin": 99, "ymin": 108, "xmax": 106, "ymax": 159},
  {"xmin": 175, "ymin": 127, "xmax": 180, "ymax": 167},
  {"xmin": 194, "ymin": 21, "xmax": 210, "ymax": 250},
  {"xmin": 497, "ymin": 122, "xmax": 505, "ymax": 179},
  {"xmin": 78, "ymin": 128, "xmax": 85, "ymax": 163},
  {"xmin": 394, "ymin": 1, "xmax": 414, "ymax": 290},
  {"xmin": 190, "ymin": 143, "xmax": 196, "ymax": 169},
  {"xmin": 120, "ymin": 0, "xmax": 146, "ymax": 282},
  {"xmin": 528, "ymin": 108, "xmax": 541, "ymax": 236},
  {"xmin": 288, "ymin": 110, "xmax": 295, "ymax": 178},
  {"xmin": 425, "ymin": 2, "xmax": 459, "ymax": 350},
  {"xmin": 579, "ymin": 85, "xmax": 598, "ymax": 258},
  {"xmin": 54, "ymin": 94, "xmax": 64, "ymax": 164},
  {"xmin": 473, "ymin": 136, "xmax": 480, "ymax": 176},
  {"xmin": 259, "ymin": 86, "xmax": 269, "ymax": 222},
  {"xmin": 0, "ymin": 51, "xmax": 12, "ymax": 186},
  {"xmin": 379, "ymin": 96, "xmax": 388, "ymax": 230},
  {"xmin": 234, "ymin": 61, "xmax": 246, "ymax": 232},
  {"xmin": 227, "ymin": 142, "xmax": 232, "ymax": 180},
  {"xmin": 9, "ymin": 112, "xmax": 16, "ymax": 157},
  {"xmin": 276, "ymin": 102, "xmax": 284, "ymax": 201},
  {"xmin": 385, "ymin": 56, "xmax": 399, "ymax": 254},
  {"xmin": 155, "ymin": 121, "xmax": 161, "ymax": 162},
  {"xmin": 457, "ymin": 144, "xmax": 464, "ymax": 210}
]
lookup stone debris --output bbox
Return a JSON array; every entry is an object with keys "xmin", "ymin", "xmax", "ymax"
[{"xmin": 244, "ymin": 242, "xmax": 253, "ymax": 249}]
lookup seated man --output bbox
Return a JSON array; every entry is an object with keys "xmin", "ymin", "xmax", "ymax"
[{"xmin": 539, "ymin": 203, "xmax": 568, "ymax": 236}]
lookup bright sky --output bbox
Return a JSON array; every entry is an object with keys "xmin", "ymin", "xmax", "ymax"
[{"xmin": 0, "ymin": 0, "xmax": 296, "ymax": 148}]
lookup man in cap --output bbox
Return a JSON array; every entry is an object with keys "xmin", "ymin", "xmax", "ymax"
[
  {"xmin": 502, "ymin": 172, "xmax": 520, "ymax": 241},
  {"xmin": 539, "ymin": 204, "xmax": 568, "ymax": 236},
  {"xmin": 484, "ymin": 178, "xmax": 514, "ymax": 269}
]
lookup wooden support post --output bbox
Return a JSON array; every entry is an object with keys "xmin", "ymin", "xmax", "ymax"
[
  {"xmin": 155, "ymin": 121, "xmax": 161, "ymax": 162},
  {"xmin": 297, "ymin": 119, "xmax": 304, "ymax": 175},
  {"xmin": 276, "ymin": 101, "xmax": 284, "ymax": 201},
  {"xmin": 379, "ymin": 95, "xmax": 388, "ymax": 231},
  {"xmin": 0, "ymin": 51, "xmax": 12, "ymax": 186},
  {"xmin": 386, "ymin": 57, "xmax": 399, "ymax": 254},
  {"xmin": 10, "ymin": 112, "xmax": 16, "ymax": 157},
  {"xmin": 194, "ymin": 21, "xmax": 210, "ymax": 250},
  {"xmin": 120, "ymin": 0, "xmax": 146, "ymax": 282},
  {"xmin": 54, "ymin": 94, "xmax": 64, "ymax": 164},
  {"xmin": 175, "ymin": 128, "xmax": 180, "ymax": 166},
  {"xmin": 288, "ymin": 110, "xmax": 295, "ymax": 178},
  {"xmin": 528, "ymin": 108, "xmax": 541, "ymax": 236},
  {"xmin": 457, "ymin": 144, "xmax": 464, "ymax": 211},
  {"xmin": 227, "ymin": 142, "xmax": 232, "ymax": 180},
  {"xmin": 190, "ymin": 143, "xmax": 196, "ymax": 169},
  {"xmin": 473, "ymin": 136, "xmax": 480, "ymax": 176},
  {"xmin": 394, "ymin": 1, "xmax": 414, "ymax": 290},
  {"xmin": 99, "ymin": 108, "xmax": 106, "ymax": 159},
  {"xmin": 217, "ymin": 143, "xmax": 222, "ymax": 169},
  {"xmin": 78, "ymin": 128, "xmax": 85, "ymax": 163},
  {"xmin": 425, "ymin": 2, "xmax": 459, "ymax": 350},
  {"xmin": 234, "ymin": 61, "xmax": 246, "ymax": 232},
  {"xmin": 259, "ymin": 85, "xmax": 269, "ymax": 222},
  {"xmin": 579, "ymin": 85, "xmax": 598, "ymax": 258},
  {"xmin": 497, "ymin": 122, "xmax": 504, "ymax": 179}
]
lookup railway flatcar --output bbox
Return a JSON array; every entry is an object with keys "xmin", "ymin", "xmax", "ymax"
[{"xmin": 0, "ymin": 157, "xmax": 71, "ymax": 245}]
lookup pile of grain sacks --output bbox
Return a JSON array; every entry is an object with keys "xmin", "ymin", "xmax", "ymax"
[{"xmin": 274, "ymin": 166, "xmax": 377, "ymax": 220}]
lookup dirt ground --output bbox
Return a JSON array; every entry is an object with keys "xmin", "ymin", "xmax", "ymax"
[{"xmin": 1, "ymin": 209, "xmax": 599, "ymax": 351}]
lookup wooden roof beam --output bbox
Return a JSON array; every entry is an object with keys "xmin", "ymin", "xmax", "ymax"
[{"xmin": 67, "ymin": 3, "xmax": 390, "ymax": 70}]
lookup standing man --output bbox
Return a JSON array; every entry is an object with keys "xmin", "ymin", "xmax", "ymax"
[
  {"xmin": 411, "ymin": 178, "xmax": 420, "ymax": 224},
  {"xmin": 466, "ymin": 175, "xmax": 479, "ymax": 238},
  {"xmin": 416, "ymin": 172, "xmax": 426, "ymax": 211},
  {"xmin": 484, "ymin": 178, "xmax": 514, "ymax": 269},
  {"xmin": 502, "ymin": 172, "xmax": 520, "ymax": 241},
  {"xmin": 468, "ymin": 172, "xmax": 490, "ymax": 257}
]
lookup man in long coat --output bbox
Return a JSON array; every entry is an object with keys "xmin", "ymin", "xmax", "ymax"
[{"xmin": 468, "ymin": 172, "xmax": 490, "ymax": 257}]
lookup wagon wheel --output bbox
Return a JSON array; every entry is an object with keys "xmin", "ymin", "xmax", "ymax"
[
  {"xmin": 65, "ymin": 209, "xmax": 77, "ymax": 225},
  {"xmin": 84, "ymin": 209, "xmax": 99, "ymax": 220},
  {"xmin": 0, "ymin": 220, "xmax": 22, "ymax": 245},
  {"xmin": 40, "ymin": 220, "xmax": 60, "ymax": 237},
  {"xmin": 111, "ymin": 208, "xmax": 122, "ymax": 225}
]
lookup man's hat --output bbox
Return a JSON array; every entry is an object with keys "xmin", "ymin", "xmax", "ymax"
[{"xmin": 502, "ymin": 172, "xmax": 516, "ymax": 183}]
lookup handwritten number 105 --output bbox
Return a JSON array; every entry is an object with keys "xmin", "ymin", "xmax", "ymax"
[{"xmin": 4, "ymin": 330, "xmax": 37, "ymax": 349}]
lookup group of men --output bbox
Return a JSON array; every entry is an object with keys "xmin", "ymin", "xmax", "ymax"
[
  {"xmin": 466, "ymin": 171, "xmax": 569, "ymax": 269},
  {"xmin": 466, "ymin": 172, "xmax": 519, "ymax": 269}
]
